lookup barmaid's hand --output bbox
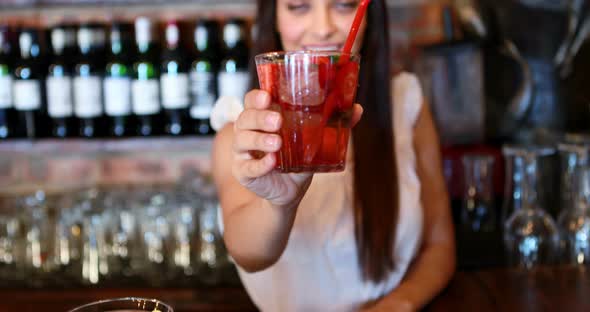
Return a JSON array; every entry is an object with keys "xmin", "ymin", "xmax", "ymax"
[{"xmin": 231, "ymin": 89, "xmax": 362, "ymax": 209}]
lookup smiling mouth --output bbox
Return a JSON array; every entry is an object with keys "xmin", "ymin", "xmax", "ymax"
[{"xmin": 302, "ymin": 44, "xmax": 343, "ymax": 51}]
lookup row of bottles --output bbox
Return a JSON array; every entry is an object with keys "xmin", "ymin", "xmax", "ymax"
[{"xmin": 0, "ymin": 17, "xmax": 251, "ymax": 139}]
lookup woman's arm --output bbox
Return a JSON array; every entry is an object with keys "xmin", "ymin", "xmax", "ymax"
[
  {"xmin": 212, "ymin": 90, "xmax": 365, "ymax": 273},
  {"xmin": 212, "ymin": 123, "xmax": 303, "ymax": 272},
  {"xmin": 211, "ymin": 90, "xmax": 313, "ymax": 273},
  {"xmin": 363, "ymin": 103, "xmax": 456, "ymax": 311}
]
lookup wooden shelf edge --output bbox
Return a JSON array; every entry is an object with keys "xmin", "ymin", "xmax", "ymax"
[
  {"xmin": 0, "ymin": 1, "xmax": 256, "ymax": 25},
  {"xmin": 0, "ymin": 136, "xmax": 215, "ymax": 154}
]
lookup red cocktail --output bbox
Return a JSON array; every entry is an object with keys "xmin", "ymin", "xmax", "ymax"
[{"xmin": 255, "ymin": 51, "xmax": 360, "ymax": 173}]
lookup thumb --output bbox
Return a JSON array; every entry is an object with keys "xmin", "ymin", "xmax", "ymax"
[{"xmin": 350, "ymin": 104, "xmax": 364, "ymax": 128}]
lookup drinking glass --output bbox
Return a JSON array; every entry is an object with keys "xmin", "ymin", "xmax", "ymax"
[
  {"xmin": 166, "ymin": 189, "xmax": 199, "ymax": 285},
  {"xmin": 558, "ymin": 140, "xmax": 589, "ymax": 213},
  {"xmin": 0, "ymin": 195, "xmax": 25, "ymax": 287},
  {"xmin": 255, "ymin": 51, "xmax": 360, "ymax": 173},
  {"xmin": 134, "ymin": 185, "xmax": 172, "ymax": 286},
  {"xmin": 102, "ymin": 187, "xmax": 142, "ymax": 283},
  {"xmin": 196, "ymin": 176, "xmax": 232, "ymax": 285},
  {"xmin": 502, "ymin": 145, "xmax": 560, "ymax": 269},
  {"xmin": 20, "ymin": 190, "xmax": 56, "ymax": 287},
  {"xmin": 68, "ymin": 297, "xmax": 173, "ymax": 312},
  {"xmin": 77, "ymin": 187, "xmax": 109, "ymax": 285},
  {"xmin": 461, "ymin": 154, "xmax": 496, "ymax": 233},
  {"xmin": 557, "ymin": 165, "xmax": 590, "ymax": 265}
]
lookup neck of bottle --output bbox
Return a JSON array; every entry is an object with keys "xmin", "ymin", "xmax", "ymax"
[
  {"xmin": 53, "ymin": 47, "xmax": 64, "ymax": 56},
  {"xmin": 224, "ymin": 23, "xmax": 244, "ymax": 54},
  {"xmin": 80, "ymin": 43, "xmax": 92, "ymax": 55},
  {"xmin": 166, "ymin": 40, "xmax": 178, "ymax": 51},
  {"xmin": 137, "ymin": 38, "xmax": 151, "ymax": 54},
  {"xmin": 78, "ymin": 28, "xmax": 94, "ymax": 56},
  {"xmin": 52, "ymin": 34, "xmax": 65, "ymax": 57},
  {"xmin": 20, "ymin": 41, "xmax": 37, "ymax": 60},
  {"xmin": 195, "ymin": 30, "xmax": 210, "ymax": 54},
  {"xmin": 110, "ymin": 30, "xmax": 123, "ymax": 56},
  {"xmin": 19, "ymin": 33, "xmax": 40, "ymax": 59},
  {"xmin": 111, "ymin": 41, "xmax": 122, "ymax": 55},
  {"xmin": 165, "ymin": 23, "xmax": 180, "ymax": 52}
]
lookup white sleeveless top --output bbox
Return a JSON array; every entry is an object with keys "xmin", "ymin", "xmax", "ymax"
[{"xmin": 215, "ymin": 73, "xmax": 424, "ymax": 312}]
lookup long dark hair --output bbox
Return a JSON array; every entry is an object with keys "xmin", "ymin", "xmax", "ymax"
[{"xmin": 250, "ymin": 0, "xmax": 397, "ymax": 283}]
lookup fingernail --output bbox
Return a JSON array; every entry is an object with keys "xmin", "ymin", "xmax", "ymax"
[
  {"xmin": 265, "ymin": 135, "xmax": 279, "ymax": 147},
  {"xmin": 258, "ymin": 91, "xmax": 269, "ymax": 105},
  {"xmin": 266, "ymin": 113, "xmax": 280, "ymax": 128}
]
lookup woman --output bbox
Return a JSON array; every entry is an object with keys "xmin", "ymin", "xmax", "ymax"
[{"xmin": 211, "ymin": 0, "xmax": 456, "ymax": 311}]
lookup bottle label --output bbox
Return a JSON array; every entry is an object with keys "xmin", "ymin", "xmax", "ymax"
[
  {"xmin": 0, "ymin": 76, "xmax": 12, "ymax": 109},
  {"xmin": 190, "ymin": 71, "xmax": 216, "ymax": 119},
  {"xmin": 132, "ymin": 79, "xmax": 160, "ymax": 115},
  {"xmin": 104, "ymin": 77, "xmax": 132, "ymax": 116},
  {"xmin": 74, "ymin": 76, "xmax": 103, "ymax": 118},
  {"xmin": 218, "ymin": 71, "xmax": 249, "ymax": 101},
  {"xmin": 14, "ymin": 80, "xmax": 41, "ymax": 111},
  {"xmin": 47, "ymin": 76, "xmax": 73, "ymax": 118},
  {"xmin": 161, "ymin": 73, "xmax": 189, "ymax": 109}
]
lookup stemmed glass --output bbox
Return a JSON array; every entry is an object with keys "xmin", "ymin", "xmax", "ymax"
[{"xmin": 502, "ymin": 145, "xmax": 560, "ymax": 269}]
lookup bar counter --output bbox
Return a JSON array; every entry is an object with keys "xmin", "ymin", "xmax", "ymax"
[
  {"xmin": 426, "ymin": 265, "xmax": 590, "ymax": 312},
  {"xmin": 1, "ymin": 265, "xmax": 588, "ymax": 311}
]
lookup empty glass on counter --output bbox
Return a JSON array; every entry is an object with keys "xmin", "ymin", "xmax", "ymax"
[
  {"xmin": 0, "ymin": 195, "xmax": 25, "ymax": 287},
  {"xmin": 69, "ymin": 297, "xmax": 173, "ymax": 312},
  {"xmin": 166, "ymin": 190, "xmax": 199, "ymax": 284},
  {"xmin": 502, "ymin": 145, "xmax": 560, "ymax": 269},
  {"xmin": 460, "ymin": 154, "xmax": 496, "ymax": 233},
  {"xmin": 0, "ymin": 171, "xmax": 236, "ymax": 288},
  {"xmin": 102, "ymin": 187, "xmax": 142, "ymax": 282}
]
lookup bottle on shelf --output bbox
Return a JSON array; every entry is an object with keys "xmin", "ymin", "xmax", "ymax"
[
  {"xmin": 104, "ymin": 23, "xmax": 135, "ymax": 138},
  {"xmin": 160, "ymin": 20, "xmax": 190, "ymax": 136},
  {"xmin": 74, "ymin": 24, "xmax": 106, "ymax": 138},
  {"xmin": 0, "ymin": 25, "xmax": 16, "ymax": 139},
  {"xmin": 218, "ymin": 19, "xmax": 250, "ymax": 101},
  {"xmin": 46, "ymin": 25, "xmax": 76, "ymax": 138},
  {"xmin": 13, "ymin": 28, "xmax": 48, "ymax": 139},
  {"xmin": 132, "ymin": 17, "xmax": 161, "ymax": 137},
  {"xmin": 190, "ymin": 19, "xmax": 219, "ymax": 136}
]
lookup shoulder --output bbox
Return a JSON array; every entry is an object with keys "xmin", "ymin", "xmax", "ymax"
[{"xmin": 391, "ymin": 72, "xmax": 424, "ymax": 127}]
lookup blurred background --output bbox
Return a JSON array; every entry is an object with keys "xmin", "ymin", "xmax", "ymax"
[{"xmin": 0, "ymin": 0, "xmax": 590, "ymax": 311}]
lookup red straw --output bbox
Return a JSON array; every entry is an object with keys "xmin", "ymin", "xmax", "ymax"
[{"xmin": 342, "ymin": 0, "xmax": 371, "ymax": 54}]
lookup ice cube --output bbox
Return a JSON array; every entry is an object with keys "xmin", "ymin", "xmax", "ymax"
[{"xmin": 278, "ymin": 63, "xmax": 326, "ymax": 107}]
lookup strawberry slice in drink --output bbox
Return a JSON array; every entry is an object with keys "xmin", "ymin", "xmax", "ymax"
[
  {"xmin": 336, "ymin": 60, "xmax": 360, "ymax": 108},
  {"xmin": 322, "ymin": 59, "xmax": 359, "ymax": 124},
  {"xmin": 315, "ymin": 55, "xmax": 336, "ymax": 91}
]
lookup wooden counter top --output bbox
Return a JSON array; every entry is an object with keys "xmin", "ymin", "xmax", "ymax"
[
  {"xmin": 426, "ymin": 265, "xmax": 590, "ymax": 312},
  {"xmin": 1, "ymin": 265, "xmax": 589, "ymax": 311}
]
